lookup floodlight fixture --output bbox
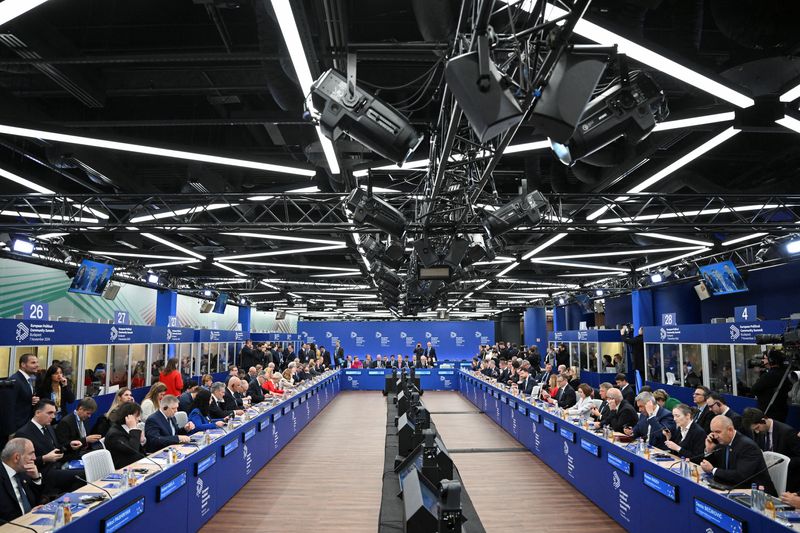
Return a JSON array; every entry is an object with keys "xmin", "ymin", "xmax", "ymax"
[
  {"xmin": 11, "ymin": 238, "xmax": 34, "ymax": 255},
  {"xmin": 482, "ymin": 190, "xmax": 548, "ymax": 238},
  {"xmin": 347, "ymin": 187, "xmax": 407, "ymax": 238}
]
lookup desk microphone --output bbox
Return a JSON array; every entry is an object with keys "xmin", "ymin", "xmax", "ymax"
[
  {"xmin": 724, "ymin": 457, "xmax": 784, "ymax": 495},
  {"xmin": 117, "ymin": 442, "xmax": 164, "ymax": 471},
  {"xmin": 75, "ymin": 475, "xmax": 113, "ymax": 500},
  {"xmin": 0, "ymin": 518, "xmax": 38, "ymax": 533},
  {"xmin": 685, "ymin": 447, "xmax": 723, "ymax": 462}
]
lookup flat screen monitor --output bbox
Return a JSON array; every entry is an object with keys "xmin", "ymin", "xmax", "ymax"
[
  {"xmin": 212, "ymin": 292, "xmax": 228, "ymax": 314},
  {"xmin": 68, "ymin": 259, "xmax": 114, "ymax": 296},
  {"xmin": 698, "ymin": 261, "xmax": 748, "ymax": 295}
]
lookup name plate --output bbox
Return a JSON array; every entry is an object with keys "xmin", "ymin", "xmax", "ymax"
[
  {"xmin": 580, "ymin": 439, "xmax": 600, "ymax": 457},
  {"xmin": 509, "ymin": 400, "xmax": 517, "ymax": 409},
  {"xmin": 415, "ymin": 370, "xmax": 431, "ymax": 375},
  {"xmin": 157, "ymin": 471, "xmax": 187, "ymax": 502},
  {"xmin": 501, "ymin": 396, "xmax": 508, "ymax": 404},
  {"xmin": 291, "ymin": 400, "xmax": 299, "ymax": 408},
  {"xmin": 259, "ymin": 418, "xmax": 270, "ymax": 431},
  {"xmin": 517, "ymin": 405, "xmax": 527, "ymax": 415},
  {"xmin": 223, "ymin": 439, "xmax": 239, "ymax": 456},
  {"xmin": 368, "ymin": 370, "xmax": 384, "ymax": 375},
  {"xmin": 529, "ymin": 411, "xmax": 541, "ymax": 423},
  {"xmin": 643, "ymin": 471, "xmax": 677, "ymax": 502},
  {"xmin": 345, "ymin": 371, "xmax": 361, "ymax": 375},
  {"xmin": 273, "ymin": 411, "xmax": 282, "ymax": 422},
  {"xmin": 559, "ymin": 427, "xmax": 576, "ymax": 442},
  {"xmin": 103, "ymin": 497, "xmax": 145, "ymax": 533},
  {"xmin": 438, "ymin": 371, "xmax": 454, "ymax": 375},
  {"xmin": 298, "ymin": 396, "xmax": 305, "ymax": 404},
  {"xmin": 694, "ymin": 498, "xmax": 744, "ymax": 533},
  {"xmin": 543, "ymin": 419, "xmax": 556, "ymax": 432},
  {"xmin": 607, "ymin": 452, "xmax": 632, "ymax": 475},
  {"xmin": 243, "ymin": 427, "xmax": 256, "ymax": 442},
  {"xmin": 195, "ymin": 453, "xmax": 216, "ymax": 475},
  {"xmin": 282, "ymin": 405, "xmax": 291, "ymax": 415}
]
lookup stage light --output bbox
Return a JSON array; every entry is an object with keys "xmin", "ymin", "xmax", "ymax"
[
  {"xmin": 786, "ymin": 239, "xmax": 800, "ymax": 254},
  {"xmin": 147, "ymin": 272, "xmax": 160, "ymax": 284},
  {"xmin": 482, "ymin": 190, "xmax": 548, "ymax": 238},
  {"xmin": 11, "ymin": 238, "xmax": 34, "ymax": 255},
  {"xmin": 558, "ymin": 297, "xmax": 566, "ymax": 305},
  {"xmin": 347, "ymin": 188, "xmax": 407, "ymax": 238},
  {"xmin": 311, "ymin": 69, "xmax": 422, "ymax": 164},
  {"xmin": 550, "ymin": 72, "xmax": 667, "ymax": 166},
  {"xmin": 203, "ymin": 289, "xmax": 213, "ymax": 297},
  {"xmin": 650, "ymin": 273, "xmax": 663, "ymax": 283},
  {"xmin": 445, "ymin": 46, "xmax": 523, "ymax": 142},
  {"xmin": 595, "ymin": 289, "xmax": 604, "ymax": 296}
]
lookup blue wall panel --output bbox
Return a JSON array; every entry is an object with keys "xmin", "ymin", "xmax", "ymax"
[
  {"xmin": 651, "ymin": 283, "xmax": 701, "ymax": 325},
  {"xmin": 604, "ymin": 295, "xmax": 631, "ymax": 328}
]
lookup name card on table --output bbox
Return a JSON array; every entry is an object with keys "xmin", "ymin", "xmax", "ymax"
[
  {"xmin": 195, "ymin": 453, "xmax": 216, "ymax": 475},
  {"xmin": 580, "ymin": 439, "xmax": 600, "ymax": 457},
  {"xmin": 543, "ymin": 419, "xmax": 556, "ymax": 432},
  {"xmin": 157, "ymin": 472, "xmax": 187, "ymax": 502},
  {"xmin": 501, "ymin": 396, "xmax": 508, "ymax": 404},
  {"xmin": 259, "ymin": 418, "xmax": 270, "ymax": 431},
  {"xmin": 222, "ymin": 439, "xmax": 239, "ymax": 456},
  {"xmin": 103, "ymin": 497, "xmax": 145, "ymax": 533},
  {"xmin": 415, "ymin": 370, "xmax": 431, "ymax": 375},
  {"xmin": 517, "ymin": 405, "xmax": 527, "ymax": 415},
  {"xmin": 368, "ymin": 370, "xmax": 384, "ymax": 375},
  {"xmin": 559, "ymin": 427, "xmax": 576, "ymax": 442},
  {"xmin": 693, "ymin": 498, "xmax": 744, "ymax": 533},
  {"xmin": 529, "ymin": 411, "xmax": 541, "ymax": 423},
  {"xmin": 273, "ymin": 411, "xmax": 282, "ymax": 422},
  {"xmin": 607, "ymin": 452, "xmax": 632, "ymax": 475},
  {"xmin": 643, "ymin": 471, "xmax": 677, "ymax": 502},
  {"xmin": 243, "ymin": 427, "xmax": 256, "ymax": 442}
]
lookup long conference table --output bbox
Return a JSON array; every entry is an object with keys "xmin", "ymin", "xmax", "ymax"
[
  {"xmin": 0, "ymin": 371, "xmax": 342, "ymax": 533},
  {"xmin": 458, "ymin": 370, "xmax": 795, "ymax": 533}
]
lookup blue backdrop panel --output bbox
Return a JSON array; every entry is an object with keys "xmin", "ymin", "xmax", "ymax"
[{"xmin": 297, "ymin": 320, "xmax": 493, "ymax": 359}]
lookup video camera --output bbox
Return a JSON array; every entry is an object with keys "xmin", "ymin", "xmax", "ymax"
[{"xmin": 755, "ymin": 325, "xmax": 800, "ymax": 365}]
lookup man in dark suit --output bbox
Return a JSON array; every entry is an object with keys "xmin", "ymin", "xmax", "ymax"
[
  {"xmin": 517, "ymin": 367, "xmax": 535, "ymax": 396},
  {"xmin": 239, "ymin": 340, "xmax": 257, "ymax": 372},
  {"xmin": 144, "ymin": 395, "xmax": 193, "ymax": 453},
  {"xmin": 222, "ymin": 377, "xmax": 245, "ymax": 411},
  {"xmin": 178, "ymin": 387, "xmax": 198, "ymax": 413},
  {"xmin": 750, "ymin": 350, "xmax": 792, "ymax": 422},
  {"xmin": 496, "ymin": 360, "xmax": 510, "ymax": 385},
  {"xmin": 708, "ymin": 392, "xmax": 745, "ymax": 434},
  {"xmin": 701, "ymin": 415, "xmax": 778, "ymax": 495},
  {"xmin": 423, "ymin": 342, "xmax": 437, "ymax": 365},
  {"xmin": 297, "ymin": 344, "xmax": 309, "ymax": 364},
  {"xmin": 543, "ymin": 375, "xmax": 577, "ymax": 409},
  {"xmin": 0, "ymin": 438, "xmax": 42, "ymax": 520},
  {"xmin": 692, "ymin": 386, "xmax": 714, "ymax": 434},
  {"xmin": 664, "ymin": 403, "xmax": 707, "ymax": 462},
  {"xmin": 590, "ymin": 382, "xmax": 613, "ymax": 426},
  {"xmin": 605, "ymin": 388, "xmax": 639, "ymax": 433},
  {"xmin": 615, "ymin": 373, "xmax": 635, "ymax": 406},
  {"xmin": 11, "ymin": 353, "xmax": 40, "ymax": 432},
  {"xmin": 247, "ymin": 374, "xmax": 266, "ymax": 404},
  {"xmin": 537, "ymin": 363, "xmax": 553, "ymax": 391},
  {"xmin": 625, "ymin": 391, "xmax": 676, "ymax": 449},
  {"xmin": 743, "ymin": 407, "xmax": 800, "ymax": 491},
  {"xmin": 319, "ymin": 345, "xmax": 332, "ymax": 368},
  {"xmin": 334, "ymin": 341, "xmax": 345, "ymax": 368},
  {"xmin": 621, "ymin": 325, "xmax": 645, "ymax": 378},
  {"xmin": 209, "ymin": 382, "xmax": 242, "ymax": 419},
  {"xmin": 15, "ymin": 400, "xmax": 84, "ymax": 496},
  {"xmin": 54, "ymin": 397, "xmax": 102, "ymax": 461}
]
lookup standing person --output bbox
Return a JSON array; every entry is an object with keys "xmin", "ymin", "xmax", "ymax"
[
  {"xmin": 239, "ymin": 339, "xmax": 257, "ymax": 371},
  {"xmin": 750, "ymin": 350, "xmax": 792, "ymax": 422},
  {"xmin": 335, "ymin": 341, "xmax": 345, "ymax": 368},
  {"xmin": 622, "ymin": 325, "xmax": 645, "ymax": 379},
  {"xmin": 11, "ymin": 353, "xmax": 40, "ymax": 432},
  {"xmin": 423, "ymin": 342, "xmax": 437, "ymax": 366},
  {"xmin": 36, "ymin": 364, "xmax": 75, "ymax": 422},
  {"xmin": 159, "ymin": 357, "xmax": 184, "ymax": 397}
]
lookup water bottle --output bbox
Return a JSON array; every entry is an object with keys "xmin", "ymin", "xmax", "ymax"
[
  {"xmin": 757, "ymin": 485, "xmax": 766, "ymax": 512},
  {"xmin": 681, "ymin": 457, "xmax": 688, "ymax": 478},
  {"xmin": 120, "ymin": 468, "xmax": 129, "ymax": 492},
  {"xmin": 638, "ymin": 438, "xmax": 646, "ymax": 456},
  {"xmin": 750, "ymin": 483, "xmax": 759, "ymax": 510},
  {"xmin": 53, "ymin": 501, "xmax": 65, "ymax": 529},
  {"xmin": 62, "ymin": 497, "xmax": 72, "ymax": 524},
  {"xmin": 204, "ymin": 430, "xmax": 211, "ymax": 446}
]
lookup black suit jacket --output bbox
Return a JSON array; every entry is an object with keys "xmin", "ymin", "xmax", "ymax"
[
  {"xmin": 707, "ymin": 432, "xmax": 778, "ymax": 495},
  {"xmin": 723, "ymin": 408, "xmax": 745, "ymax": 434},
  {"xmin": 620, "ymin": 384, "xmax": 635, "ymax": 406},
  {"xmin": 555, "ymin": 384, "xmax": 577, "ymax": 409},
  {"xmin": 518, "ymin": 376, "xmax": 535, "ymax": 395},
  {"xmin": 247, "ymin": 380, "xmax": 265, "ymax": 404},
  {"xmin": 607, "ymin": 401, "xmax": 639, "ymax": 433},
  {"xmin": 15, "ymin": 421, "xmax": 63, "ymax": 473},
  {"xmin": 104, "ymin": 424, "xmax": 145, "ymax": 469},
  {"xmin": 144, "ymin": 411, "xmax": 185, "ymax": 453},
  {"xmin": 239, "ymin": 346, "xmax": 257, "ymax": 370},
  {"xmin": 751, "ymin": 367, "xmax": 792, "ymax": 422},
  {"xmin": 0, "ymin": 463, "xmax": 41, "ymax": 521},
  {"xmin": 669, "ymin": 422, "xmax": 707, "ymax": 462},
  {"xmin": 222, "ymin": 388, "xmax": 242, "ymax": 412},
  {"xmin": 209, "ymin": 398, "xmax": 234, "ymax": 419},
  {"xmin": 693, "ymin": 404, "xmax": 714, "ymax": 434},
  {"xmin": 632, "ymin": 406, "xmax": 676, "ymax": 449},
  {"xmin": 11, "ymin": 371, "xmax": 35, "ymax": 431},
  {"xmin": 54, "ymin": 413, "xmax": 89, "ymax": 461},
  {"xmin": 594, "ymin": 400, "xmax": 611, "ymax": 426},
  {"xmin": 757, "ymin": 420, "xmax": 800, "ymax": 456}
]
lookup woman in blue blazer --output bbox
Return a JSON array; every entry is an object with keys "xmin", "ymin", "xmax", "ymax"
[{"xmin": 187, "ymin": 388, "xmax": 226, "ymax": 434}]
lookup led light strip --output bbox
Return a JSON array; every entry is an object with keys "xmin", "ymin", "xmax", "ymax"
[
  {"xmin": 530, "ymin": 259, "xmax": 630, "ymax": 272},
  {"xmin": 597, "ymin": 203, "xmax": 784, "ymax": 224},
  {"xmin": 216, "ymin": 244, "xmax": 346, "ymax": 261},
  {"xmin": 141, "ymin": 233, "xmax": 206, "ymax": 260},
  {"xmin": 652, "ymin": 112, "xmax": 735, "ymax": 132},
  {"xmin": 634, "ymin": 248, "xmax": 710, "ymax": 271},
  {"xmin": 635, "ymin": 233, "xmax": 714, "ymax": 246},
  {"xmin": 130, "ymin": 204, "xmax": 235, "ymax": 223},
  {"xmin": 721, "ymin": 233, "xmax": 768, "ymax": 247},
  {"xmin": 533, "ymin": 245, "xmax": 703, "ymax": 261},
  {"xmin": 0, "ymin": 0, "xmax": 51, "ymax": 26},
  {"xmin": 521, "ymin": 233, "xmax": 568, "ymax": 260}
]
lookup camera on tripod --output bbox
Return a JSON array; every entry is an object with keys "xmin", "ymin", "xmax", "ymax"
[{"xmin": 755, "ymin": 326, "xmax": 800, "ymax": 365}]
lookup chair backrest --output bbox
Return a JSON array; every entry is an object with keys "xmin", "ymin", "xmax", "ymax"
[
  {"xmin": 175, "ymin": 410, "xmax": 188, "ymax": 429},
  {"xmin": 666, "ymin": 372, "xmax": 676, "ymax": 385},
  {"xmin": 763, "ymin": 451, "xmax": 789, "ymax": 494},
  {"xmin": 592, "ymin": 399, "xmax": 603, "ymax": 409},
  {"xmin": 82, "ymin": 449, "xmax": 115, "ymax": 483}
]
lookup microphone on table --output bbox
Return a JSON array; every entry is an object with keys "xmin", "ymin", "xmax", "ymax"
[
  {"xmin": 75, "ymin": 475, "xmax": 113, "ymax": 500},
  {"xmin": 684, "ymin": 446, "xmax": 724, "ymax": 462},
  {"xmin": 724, "ymin": 458, "xmax": 784, "ymax": 495},
  {"xmin": 117, "ymin": 441, "xmax": 164, "ymax": 471},
  {"xmin": 0, "ymin": 518, "xmax": 38, "ymax": 533}
]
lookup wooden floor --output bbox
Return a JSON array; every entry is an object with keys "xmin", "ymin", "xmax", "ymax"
[
  {"xmin": 423, "ymin": 392, "xmax": 625, "ymax": 533},
  {"xmin": 201, "ymin": 391, "xmax": 387, "ymax": 533}
]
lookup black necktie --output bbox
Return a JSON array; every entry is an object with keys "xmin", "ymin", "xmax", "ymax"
[
  {"xmin": 40, "ymin": 426, "xmax": 55, "ymax": 448},
  {"xmin": 14, "ymin": 474, "xmax": 31, "ymax": 514},
  {"xmin": 764, "ymin": 432, "xmax": 771, "ymax": 452}
]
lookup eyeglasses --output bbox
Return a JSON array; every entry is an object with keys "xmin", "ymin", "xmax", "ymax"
[{"xmin": 692, "ymin": 392, "xmax": 705, "ymax": 396}]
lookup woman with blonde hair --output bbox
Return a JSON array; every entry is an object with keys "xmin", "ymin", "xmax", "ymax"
[
  {"xmin": 140, "ymin": 382, "xmax": 168, "ymax": 421},
  {"xmin": 91, "ymin": 387, "xmax": 135, "ymax": 436}
]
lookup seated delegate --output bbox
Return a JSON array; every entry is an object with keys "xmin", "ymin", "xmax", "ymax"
[{"xmin": 144, "ymin": 395, "xmax": 194, "ymax": 453}]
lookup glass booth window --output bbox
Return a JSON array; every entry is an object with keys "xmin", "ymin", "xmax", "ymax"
[
  {"xmin": 734, "ymin": 345, "xmax": 776, "ymax": 397},
  {"xmin": 51, "ymin": 346, "xmax": 79, "ymax": 398},
  {"xmin": 130, "ymin": 344, "xmax": 147, "ymax": 389},
  {"xmin": 200, "ymin": 343, "xmax": 210, "ymax": 375},
  {"xmin": 661, "ymin": 344, "xmax": 680, "ymax": 385},
  {"xmin": 178, "ymin": 344, "xmax": 192, "ymax": 376},
  {"xmin": 645, "ymin": 344, "xmax": 663, "ymax": 383},
  {"xmin": 14, "ymin": 346, "xmax": 48, "ymax": 372},
  {"xmin": 588, "ymin": 343, "xmax": 599, "ymax": 371},
  {"xmin": 580, "ymin": 343, "xmax": 589, "ymax": 371},
  {"xmin": 84, "ymin": 345, "xmax": 108, "ymax": 397},
  {"xmin": 708, "ymin": 345, "xmax": 733, "ymax": 394},
  {"xmin": 682, "ymin": 344, "xmax": 703, "ymax": 388},
  {"xmin": 110, "ymin": 345, "xmax": 129, "ymax": 388},
  {"xmin": 600, "ymin": 342, "xmax": 624, "ymax": 373}
]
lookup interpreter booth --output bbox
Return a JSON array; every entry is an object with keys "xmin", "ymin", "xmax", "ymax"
[
  {"xmin": 195, "ymin": 328, "xmax": 244, "ymax": 381},
  {"xmin": 642, "ymin": 320, "xmax": 796, "ymax": 418},
  {"xmin": 250, "ymin": 332, "xmax": 302, "ymax": 355},
  {"xmin": 548, "ymin": 329, "xmax": 625, "ymax": 387}
]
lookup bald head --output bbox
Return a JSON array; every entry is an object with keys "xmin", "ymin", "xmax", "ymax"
[{"xmin": 709, "ymin": 414, "xmax": 735, "ymax": 445}]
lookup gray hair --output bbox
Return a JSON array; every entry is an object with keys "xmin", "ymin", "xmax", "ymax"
[
  {"xmin": 210, "ymin": 382, "xmax": 225, "ymax": 393},
  {"xmin": 1, "ymin": 438, "xmax": 29, "ymax": 462},
  {"xmin": 599, "ymin": 382, "xmax": 613, "ymax": 391},
  {"xmin": 160, "ymin": 394, "xmax": 179, "ymax": 409},
  {"xmin": 606, "ymin": 388, "xmax": 622, "ymax": 401},
  {"xmin": 673, "ymin": 403, "xmax": 693, "ymax": 417},
  {"xmin": 635, "ymin": 391, "xmax": 655, "ymax": 404}
]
